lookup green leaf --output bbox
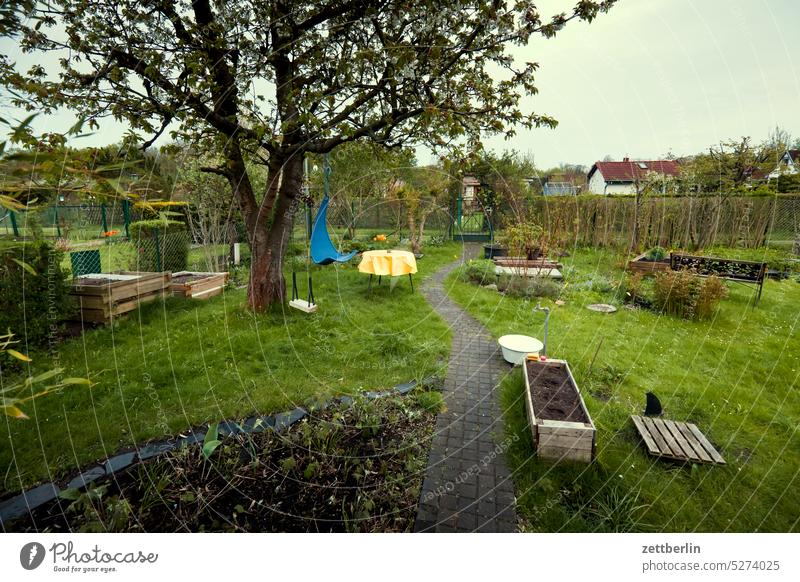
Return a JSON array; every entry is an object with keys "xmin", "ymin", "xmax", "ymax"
[
  {"xmin": 59, "ymin": 377, "xmax": 92, "ymax": 386},
  {"xmin": 1, "ymin": 405, "xmax": 28, "ymax": 419},
  {"xmin": 6, "ymin": 349, "xmax": 31, "ymax": 362},
  {"xmin": 10, "ymin": 258, "xmax": 37, "ymax": 276},
  {"xmin": 59, "ymin": 488, "xmax": 81, "ymax": 500},
  {"xmin": 202, "ymin": 422, "xmax": 221, "ymax": 460}
]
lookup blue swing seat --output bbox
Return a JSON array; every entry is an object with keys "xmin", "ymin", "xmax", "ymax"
[{"xmin": 310, "ymin": 195, "xmax": 358, "ymax": 265}]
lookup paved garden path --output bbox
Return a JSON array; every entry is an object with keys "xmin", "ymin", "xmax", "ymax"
[{"xmin": 414, "ymin": 245, "xmax": 518, "ymax": 532}]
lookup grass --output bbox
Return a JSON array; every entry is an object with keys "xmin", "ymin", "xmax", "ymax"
[
  {"xmin": 1, "ymin": 242, "xmax": 460, "ymax": 493},
  {"xmin": 447, "ymin": 246, "xmax": 800, "ymax": 532}
]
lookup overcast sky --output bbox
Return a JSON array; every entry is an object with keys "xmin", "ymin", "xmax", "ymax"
[{"xmin": 1, "ymin": 0, "xmax": 798, "ymax": 169}]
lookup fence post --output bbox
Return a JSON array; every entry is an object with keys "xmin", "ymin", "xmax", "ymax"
[
  {"xmin": 100, "ymin": 203, "xmax": 108, "ymax": 235},
  {"xmin": 9, "ymin": 211, "xmax": 20, "ymax": 237},
  {"xmin": 54, "ymin": 203, "xmax": 62, "ymax": 238},
  {"xmin": 122, "ymin": 199, "xmax": 131, "ymax": 238},
  {"xmin": 154, "ymin": 231, "xmax": 162, "ymax": 271}
]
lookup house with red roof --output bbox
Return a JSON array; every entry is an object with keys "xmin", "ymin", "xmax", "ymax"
[{"xmin": 587, "ymin": 157, "xmax": 681, "ymax": 195}]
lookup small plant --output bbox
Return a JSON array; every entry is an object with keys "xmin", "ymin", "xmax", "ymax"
[
  {"xmin": 645, "ymin": 246, "xmax": 667, "ymax": 261},
  {"xmin": 498, "ymin": 275, "xmax": 560, "ymax": 299},
  {"xmin": 461, "ymin": 259, "xmax": 496, "ymax": 285},
  {"xmin": 589, "ymin": 486, "xmax": 651, "ymax": 533}
]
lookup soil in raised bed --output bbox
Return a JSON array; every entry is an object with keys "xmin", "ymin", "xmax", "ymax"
[
  {"xmin": 72, "ymin": 277, "xmax": 119, "ymax": 286},
  {"xmin": 172, "ymin": 273, "xmax": 222, "ymax": 284},
  {"xmin": 526, "ymin": 361, "xmax": 589, "ymax": 423}
]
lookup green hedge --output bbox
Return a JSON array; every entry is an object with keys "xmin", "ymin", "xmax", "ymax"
[
  {"xmin": 129, "ymin": 219, "xmax": 189, "ymax": 272},
  {"xmin": 0, "ymin": 240, "xmax": 74, "ymax": 347}
]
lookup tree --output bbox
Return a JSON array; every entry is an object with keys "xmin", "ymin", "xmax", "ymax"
[
  {"xmin": 308, "ymin": 142, "xmax": 414, "ymax": 240},
  {"xmin": 2, "ymin": 0, "xmax": 615, "ymax": 310},
  {"xmin": 389, "ymin": 165, "xmax": 449, "ymax": 254}
]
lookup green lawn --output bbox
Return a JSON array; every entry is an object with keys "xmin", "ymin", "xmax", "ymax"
[
  {"xmin": 447, "ymin": 247, "xmax": 800, "ymax": 532},
  {"xmin": 1, "ymin": 243, "xmax": 460, "ymax": 493}
]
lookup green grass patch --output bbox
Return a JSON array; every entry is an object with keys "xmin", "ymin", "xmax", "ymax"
[
  {"xmin": 1, "ymin": 243, "xmax": 461, "ymax": 493},
  {"xmin": 448, "ymin": 246, "xmax": 800, "ymax": 532}
]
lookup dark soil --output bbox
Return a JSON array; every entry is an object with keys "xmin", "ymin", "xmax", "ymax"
[
  {"xmin": 6, "ymin": 395, "xmax": 436, "ymax": 533},
  {"xmin": 172, "ymin": 273, "xmax": 211, "ymax": 284},
  {"xmin": 525, "ymin": 361, "xmax": 589, "ymax": 423},
  {"xmin": 72, "ymin": 277, "xmax": 117, "ymax": 286},
  {"xmin": 636, "ymin": 256, "xmax": 669, "ymax": 264}
]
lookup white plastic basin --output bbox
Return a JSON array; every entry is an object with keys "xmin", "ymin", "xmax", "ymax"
[{"xmin": 498, "ymin": 334, "xmax": 544, "ymax": 365}]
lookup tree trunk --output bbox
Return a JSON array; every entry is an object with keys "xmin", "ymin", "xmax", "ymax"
[{"xmin": 249, "ymin": 153, "xmax": 304, "ymax": 310}]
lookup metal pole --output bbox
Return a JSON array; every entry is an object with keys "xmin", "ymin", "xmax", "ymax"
[
  {"xmin": 122, "ymin": 199, "xmax": 131, "ymax": 238},
  {"xmin": 100, "ymin": 203, "xmax": 108, "ymax": 235},
  {"xmin": 10, "ymin": 211, "xmax": 20, "ymax": 237}
]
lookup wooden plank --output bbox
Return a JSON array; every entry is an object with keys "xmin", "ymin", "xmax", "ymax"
[
  {"xmin": 640, "ymin": 416, "xmax": 672, "ymax": 456},
  {"xmin": 539, "ymin": 419, "xmax": 588, "ymax": 430},
  {"xmin": 191, "ymin": 286, "xmax": 223, "ymax": 299},
  {"xmin": 537, "ymin": 425, "xmax": 594, "ymax": 439},
  {"xmin": 663, "ymin": 420, "xmax": 702, "ymax": 462},
  {"xmin": 651, "ymin": 418, "xmax": 686, "ymax": 458},
  {"xmin": 631, "ymin": 415, "xmax": 660, "ymax": 455},
  {"xmin": 673, "ymin": 421, "xmax": 713, "ymax": 463},
  {"xmin": 537, "ymin": 444, "xmax": 593, "ymax": 463},
  {"xmin": 686, "ymin": 423, "xmax": 726, "ymax": 465},
  {"xmin": 538, "ymin": 433, "xmax": 594, "ymax": 451}
]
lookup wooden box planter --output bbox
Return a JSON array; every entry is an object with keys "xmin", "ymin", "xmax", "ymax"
[
  {"xmin": 170, "ymin": 271, "xmax": 229, "ymax": 299},
  {"xmin": 628, "ymin": 252, "xmax": 671, "ymax": 275},
  {"xmin": 523, "ymin": 358, "xmax": 596, "ymax": 463},
  {"xmin": 70, "ymin": 271, "xmax": 171, "ymax": 323},
  {"xmin": 493, "ymin": 256, "xmax": 563, "ymax": 270}
]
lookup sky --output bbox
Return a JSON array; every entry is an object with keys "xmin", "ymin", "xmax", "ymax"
[{"xmin": 1, "ymin": 0, "xmax": 798, "ymax": 170}]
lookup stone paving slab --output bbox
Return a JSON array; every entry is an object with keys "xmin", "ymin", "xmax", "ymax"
[{"xmin": 414, "ymin": 245, "xmax": 518, "ymax": 533}]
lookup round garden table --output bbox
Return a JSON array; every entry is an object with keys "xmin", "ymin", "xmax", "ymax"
[{"xmin": 357, "ymin": 250, "xmax": 418, "ymax": 292}]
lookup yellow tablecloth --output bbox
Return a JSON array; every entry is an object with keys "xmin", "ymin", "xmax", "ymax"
[{"xmin": 358, "ymin": 250, "xmax": 418, "ymax": 277}]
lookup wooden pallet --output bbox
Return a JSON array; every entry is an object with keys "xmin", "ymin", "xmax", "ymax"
[{"xmin": 631, "ymin": 415, "xmax": 725, "ymax": 465}]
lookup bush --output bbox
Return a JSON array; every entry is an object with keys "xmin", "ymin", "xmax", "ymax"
[
  {"xmin": 652, "ymin": 271, "xmax": 727, "ymax": 320},
  {"xmin": 461, "ymin": 259, "xmax": 496, "ymax": 285},
  {"xmin": 694, "ymin": 276, "xmax": 728, "ymax": 320},
  {"xmin": 645, "ymin": 246, "xmax": 666, "ymax": 261},
  {"xmin": 0, "ymin": 240, "xmax": 74, "ymax": 347},
  {"xmin": 129, "ymin": 219, "xmax": 189, "ymax": 272},
  {"xmin": 498, "ymin": 275, "xmax": 561, "ymax": 299}
]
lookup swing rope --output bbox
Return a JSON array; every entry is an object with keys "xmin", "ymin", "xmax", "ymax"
[{"xmin": 290, "ymin": 157, "xmax": 316, "ymax": 308}]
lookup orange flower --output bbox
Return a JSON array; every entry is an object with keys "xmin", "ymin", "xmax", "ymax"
[
  {"xmin": 373, "ymin": 234, "xmax": 387, "ymax": 242},
  {"xmin": 102, "ymin": 230, "xmax": 120, "ymax": 237}
]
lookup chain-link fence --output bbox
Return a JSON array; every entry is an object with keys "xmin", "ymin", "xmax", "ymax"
[{"xmin": 1, "ymin": 202, "xmax": 145, "ymax": 240}]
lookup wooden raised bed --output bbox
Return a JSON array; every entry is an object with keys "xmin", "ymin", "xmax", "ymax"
[
  {"xmin": 523, "ymin": 358, "xmax": 596, "ymax": 463},
  {"xmin": 493, "ymin": 256, "xmax": 563, "ymax": 270},
  {"xmin": 627, "ymin": 252, "xmax": 671, "ymax": 275},
  {"xmin": 70, "ymin": 271, "xmax": 171, "ymax": 323},
  {"xmin": 171, "ymin": 271, "xmax": 229, "ymax": 299}
]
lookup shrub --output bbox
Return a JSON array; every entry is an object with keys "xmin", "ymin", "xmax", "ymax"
[
  {"xmin": 694, "ymin": 276, "xmax": 728, "ymax": 320},
  {"xmin": 652, "ymin": 271, "xmax": 727, "ymax": 320},
  {"xmin": 0, "ymin": 240, "xmax": 74, "ymax": 347},
  {"xmin": 653, "ymin": 270, "xmax": 696, "ymax": 317},
  {"xmin": 499, "ymin": 221, "xmax": 548, "ymax": 258},
  {"xmin": 461, "ymin": 259, "xmax": 497, "ymax": 285},
  {"xmin": 645, "ymin": 246, "xmax": 666, "ymax": 261},
  {"xmin": 620, "ymin": 272, "xmax": 648, "ymax": 306},
  {"xmin": 498, "ymin": 275, "xmax": 561, "ymax": 299},
  {"xmin": 129, "ymin": 219, "xmax": 189, "ymax": 272}
]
